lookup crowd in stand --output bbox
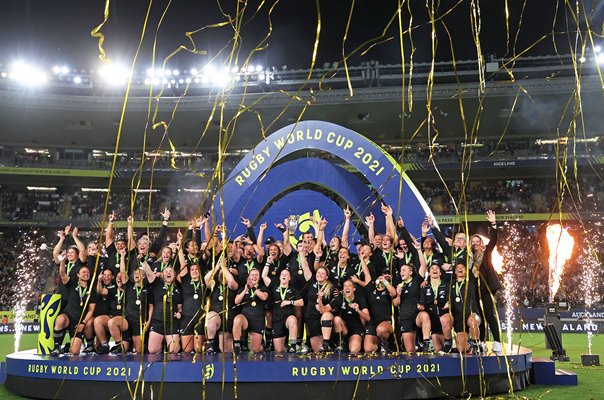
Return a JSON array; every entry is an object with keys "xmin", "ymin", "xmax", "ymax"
[{"xmin": 0, "ymin": 177, "xmax": 601, "ymax": 223}]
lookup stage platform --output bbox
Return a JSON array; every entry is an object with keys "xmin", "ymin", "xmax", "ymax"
[{"xmin": 4, "ymin": 345, "xmax": 532, "ymax": 399}]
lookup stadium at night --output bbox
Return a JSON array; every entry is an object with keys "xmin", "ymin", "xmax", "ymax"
[{"xmin": 0, "ymin": 1, "xmax": 602, "ymax": 399}]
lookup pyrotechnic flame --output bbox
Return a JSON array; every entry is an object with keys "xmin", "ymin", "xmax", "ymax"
[{"xmin": 546, "ymin": 224, "xmax": 574, "ymax": 303}]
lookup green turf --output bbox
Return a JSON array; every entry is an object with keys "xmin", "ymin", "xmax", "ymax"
[{"xmin": 0, "ymin": 333, "xmax": 602, "ymax": 399}]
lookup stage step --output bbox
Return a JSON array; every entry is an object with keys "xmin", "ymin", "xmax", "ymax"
[
  {"xmin": 530, "ymin": 358, "xmax": 578, "ymax": 385},
  {"xmin": 0, "ymin": 361, "xmax": 6, "ymax": 385}
]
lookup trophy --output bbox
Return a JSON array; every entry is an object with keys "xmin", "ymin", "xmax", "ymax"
[{"xmin": 288, "ymin": 214, "xmax": 299, "ymax": 234}]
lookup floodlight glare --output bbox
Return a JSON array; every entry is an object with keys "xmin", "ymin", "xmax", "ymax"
[
  {"xmin": 98, "ymin": 63, "xmax": 130, "ymax": 85},
  {"xmin": 60, "ymin": 66, "xmax": 69, "ymax": 74},
  {"xmin": 597, "ymin": 54, "xmax": 604, "ymax": 64},
  {"xmin": 73, "ymin": 76, "xmax": 82, "ymax": 84},
  {"xmin": 52, "ymin": 66, "xmax": 61, "ymax": 74},
  {"xmin": 190, "ymin": 68, "xmax": 198, "ymax": 76},
  {"xmin": 10, "ymin": 62, "xmax": 47, "ymax": 86},
  {"xmin": 595, "ymin": 45, "xmax": 602, "ymax": 53},
  {"xmin": 579, "ymin": 56, "xmax": 586, "ymax": 63},
  {"xmin": 172, "ymin": 69, "xmax": 180, "ymax": 76},
  {"xmin": 255, "ymin": 65, "xmax": 263, "ymax": 72}
]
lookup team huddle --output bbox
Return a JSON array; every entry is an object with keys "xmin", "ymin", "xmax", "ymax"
[{"xmin": 50, "ymin": 205, "xmax": 503, "ymax": 356}]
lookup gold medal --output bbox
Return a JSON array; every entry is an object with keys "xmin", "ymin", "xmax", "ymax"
[
  {"xmin": 136, "ymin": 299, "xmax": 141, "ymax": 306},
  {"xmin": 80, "ymin": 301, "xmax": 83, "ymax": 307},
  {"xmin": 271, "ymin": 271, "xmax": 276, "ymax": 276},
  {"xmin": 251, "ymin": 301, "xmax": 257, "ymax": 307},
  {"xmin": 298, "ymin": 270, "xmax": 303, "ymax": 275},
  {"xmin": 117, "ymin": 304, "xmax": 122, "ymax": 310},
  {"xmin": 218, "ymin": 295, "xmax": 224, "ymax": 301}
]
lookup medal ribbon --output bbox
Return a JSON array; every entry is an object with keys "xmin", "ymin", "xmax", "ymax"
[
  {"xmin": 77, "ymin": 284, "xmax": 88, "ymax": 304},
  {"xmin": 192, "ymin": 279, "xmax": 201, "ymax": 293},
  {"xmin": 116, "ymin": 289, "xmax": 124, "ymax": 305},
  {"xmin": 383, "ymin": 251, "xmax": 393, "ymax": 266},
  {"xmin": 135, "ymin": 285, "xmax": 142, "ymax": 300},
  {"xmin": 430, "ymin": 280, "xmax": 440, "ymax": 301},
  {"xmin": 67, "ymin": 262, "xmax": 75, "ymax": 275},
  {"xmin": 279, "ymin": 286, "xmax": 288, "ymax": 301}
]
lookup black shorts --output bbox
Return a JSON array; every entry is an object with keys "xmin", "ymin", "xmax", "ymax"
[
  {"xmin": 346, "ymin": 324, "xmax": 365, "ymax": 338},
  {"xmin": 126, "ymin": 316, "xmax": 144, "ymax": 337},
  {"xmin": 365, "ymin": 320, "xmax": 391, "ymax": 336},
  {"xmin": 66, "ymin": 313, "xmax": 85, "ymax": 339},
  {"xmin": 149, "ymin": 318, "xmax": 180, "ymax": 336},
  {"xmin": 272, "ymin": 316, "xmax": 294, "ymax": 339},
  {"xmin": 399, "ymin": 316, "xmax": 417, "ymax": 334},
  {"xmin": 306, "ymin": 317, "xmax": 322, "ymax": 338},
  {"xmin": 243, "ymin": 314, "xmax": 265, "ymax": 335},
  {"xmin": 181, "ymin": 314, "xmax": 205, "ymax": 336},
  {"xmin": 429, "ymin": 313, "xmax": 443, "ymax": 334},
  {"xmin": 209, "ymin": 306, "xmax": 235, "ymax": 334}
]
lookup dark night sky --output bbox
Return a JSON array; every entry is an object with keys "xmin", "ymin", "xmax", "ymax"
[{"xmin": 0, "ymin": 1, "xmax": 601, "ymax": 71}]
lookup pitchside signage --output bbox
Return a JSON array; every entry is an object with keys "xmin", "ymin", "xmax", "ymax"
[
  {"xmin": 498, "ymin": 308, "xmax": 604, "ymax": 333},
  {"xmin": 6, "ymin": 352, "xmax": 529, "ymax": 382},
  {"xmin": 215, "ymin": 120, "xmax": 434, "ymax": 240}
]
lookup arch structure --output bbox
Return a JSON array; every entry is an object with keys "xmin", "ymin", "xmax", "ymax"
[{"xmin": 214, "ymin": 120, "xmax": 434, "ymax": 243}]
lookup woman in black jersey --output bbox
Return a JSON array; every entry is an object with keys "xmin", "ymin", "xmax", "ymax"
[
  {"xmin": 94, "ymin": 269, "xmax": 128, "ymax": 354},
  {"xmin": 119, "ymin": 251, "xmax": 152, "ymax": 354},
  {"xmin": 328, "ymin": 247, "xmax": 355, "ymax": 291},
  {"xmin": 304, "ymin": 266, "xmax": 340, "ymax": 352},
  {"xmin": 262, "ymin": 269, "xmax": 303, "ymax": 353},
  {"xmin": 177, "ymin": 248, "xmax": 206, "ymax": 353},
  {"xmin": 417, "ymin": 264, "xmax": 453, "ymax": 353},
  {"xmin": 233, "ymin": 269, "xmax": 269, "ymax": 354},
  {"xmin": 450, "ymin": 262, "xmax": 481, "ymax": 353},
  {"xmin": 142, "ymin": 256, "xmax": 183, "ymax": 354},
  {"xmin": 333, "ymin": 279, "xmax": 370, "ymax": 353},
  {"xmin": 394, "ymin": 249, "xmax": 427, "ymax": 353},
  {"xmin": 363, "ymin": 274, "xmax": 397, "ymax": 354},
  {"xmin": 51, "ymin": 260, "xmax": 95, "ymax": 355},
  {"xmin": 204, "ymin": 256, "xmax": 238, "ymax": 354}
]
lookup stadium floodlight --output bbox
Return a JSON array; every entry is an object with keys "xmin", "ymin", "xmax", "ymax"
[
  {"xmin": 185, "ymin": 77, "xmax": 192, "ymax": 84},
  {"xmin": 60, "ymin": 66, "xmax": 69, "ymax": 74},
  {"xmin": 73, "ymin": 76, "xmax": 82, "ymax": 84},
  {"xmin": 164, "ymin": 69, "xmax": 172, "ymax": 76},
  {"xmin": 1, "ymin": 72, "xmax": 7, "ymax": 78},
  {"xmin": 27, "ymin": 186, "xmax": 57, "ymax": 192},
  {"xmin": 135, "ymin": 189, "xmax": 159, "ymax": 193},
  {"xmin": 579, "ymin": 56, "xmax": 586, "ymax": 63},
  {"xmin": 146, "ymin": 68, "xmax": 155, "ymax": 77},
  {"xmin": 232, "ymin": 66, "xmax": 239, "ymax": 73},
  {"xmin": 246, "ymin": 65, "xmax": 255, "ymax": 73},
  {"xmin": 81, "ymin": 188, "xmax": 109, "ymax": 192},
  {"xmin": 193, "ymin": 77, "xmax": 200, "ymax": 84},
  {"xmin": 172, "ymin": 69, "xmax": 180, "ymax": 76},
  {"xmin": 98, "ymin": 63, "xmax": 130, "ymax": 85},
  {"xmin": 190, "ymin": 68, "xmax": 198, "ymax": 76},
  {"xmin": 595, "ymin": 45, "xmax": 602, "ymax": 53},
  {"xmin": 9, "ymin": 61, "xmax": 47, "ymax": 86},
  {"xmin": 597, "ymin": 54, "xmax": 604, "ymax": 64},
  {"xmin": 255, "ymin": 65, "xmax": 263, "ymax": 72},
  {"xmin": 258, "ymin": 73, "xmax": 266, "ymax": 81},
  {"xmin": 52, "ymin": 66, "xmax": 61, "ymax": 74},
  {"xmin": 144, "ymin": 78, "xmax": 151, "ymax": 85}
]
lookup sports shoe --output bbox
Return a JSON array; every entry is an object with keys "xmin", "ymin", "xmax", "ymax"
[
  {"xmin": 333, "ymin": 345, "xmax": 344, "ymax": 353},
  {"xmin": 442, "ymin": 340, "xmax": 452, "ymax": 353},
  {"xmin": 109, "ymin": 344, "xmax": 124, "ymax": 354},
  {"xmin": 491, "ymin": 341, "xmax": 503, "ymax": 353},
  {"xmin": 287, "ymin": 344, "xmax": 297, "ymax": 354},
  {"xmin": 205, "ymin": 346, "xmax": 216, "ymax": 355},
  {"xmin": 419, "ymin": 340, "xmax": 431, "ymax": 353},
  {"xmin": 379, "ymin": 341, "xmax": 389, "ymax": 355},
  {"xmin": 97, "ymin": 344, "xmax": 110, "ymax": 355},
  {"xmin": 298, "ymin": 344, "xmax": 310, "ymax": 354},
  {"xmin": 233, "ymin": 344, "xmax": 242, "ymax": 355},
  {"xmin": 82, "ymin": 344, "xmax": 96, "ymax": 354},
  {"xmin": 319, "ymin": 342, "xmax": 330, "ymax": 353},
  {"xmin": 50, "ymin": 348, "xmax": 61, "ymax": 357}
]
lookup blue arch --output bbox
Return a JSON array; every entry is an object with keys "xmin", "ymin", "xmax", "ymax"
[{"xmin": 214, "ymin": 120, "xmax": 433, "ymax": 236}]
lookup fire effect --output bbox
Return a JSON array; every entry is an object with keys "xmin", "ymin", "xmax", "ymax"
[{"xmin": 546, "ymin": 224, "xmax": 575, "ymax": 303}]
